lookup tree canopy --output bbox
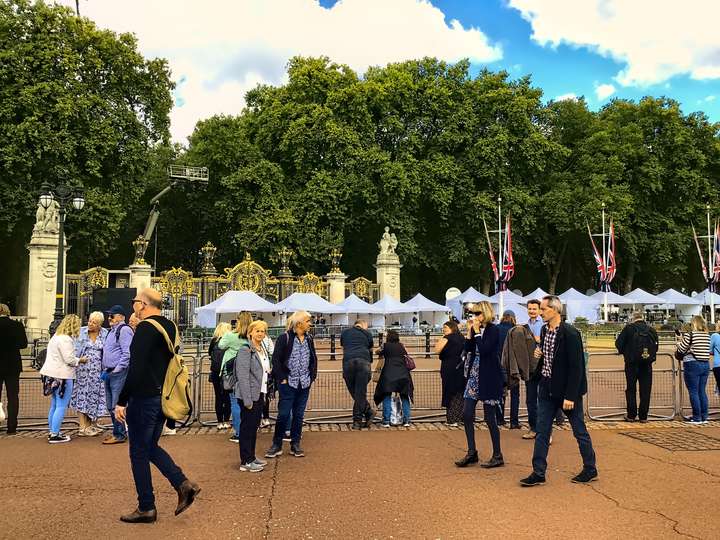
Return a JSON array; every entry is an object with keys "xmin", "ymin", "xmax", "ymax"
[{"xmin": 2, "ymin": 1, "xmax": 719, "ymax": 307}]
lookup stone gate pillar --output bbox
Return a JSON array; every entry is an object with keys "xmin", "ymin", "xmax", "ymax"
[{"xmin": 374, "ymin": 227, "xmax": 402, "ymax": 300}]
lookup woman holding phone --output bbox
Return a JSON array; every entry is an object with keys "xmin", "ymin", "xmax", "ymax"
[{"xmin": 455, "ymin": 301, "xmax": 504, "ymax": 468}]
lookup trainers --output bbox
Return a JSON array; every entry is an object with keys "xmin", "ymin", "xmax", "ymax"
[
  {"xmin": 522, "ymin": 430, "xmax": 537, "ymax": 439},
  {"xmin": 446, "ymin": 422, "xmax": 459, "ymax": 427},
  {"xmin": 520, "ymin": 472, "xmax": 546, "ymax": 487},
  {"xmin": 76, "ymin": 427, "xmax": 91, "ymax": 437},
  {"xmin": 253, "ymin": 457, "xmax": 268, "ymax": 466},
  {"xmin": 240, "ymin": 461, "xmax": 264, "ymax": 473},
  {"xmin": 351, "ymin": 422, "xmax": 363, "ymax": 430},
  {"xmin": 623, "ymin": 415, "xmax": 637, "ymax": 422},
  {"xmin": 228, "ymin": 435, "xmax": 240, "ymax": 443},
  {"xmin": 403, "ymin": 422, "xmax": 411, "ymax": 427},
  {"xmin": 686, "ymin": 419, "xmax": 703, "ymax": 425},
  {"xmin": 163, "ymin": 427, "xmax": 177, "ymax": 436},
  {"xmin": 265, "ymin": 444, "xmax": 283, "ymax": 458},
  {"xmin": 261, "ymin": 418, "xmax": 271, "ymax": 427},
  {"xmin": 571, "ymin": 469, "xmax": 598, "ymax": 484},
  {"xmin": 290, "ymin": 443, "xmax": 305, "ymax": 457},
  {"xmin": 48, "ymin": 433, "xmax": 71, "ymax": 444},
  {"xmin": 381, "ymin": 423, "xmax": 391, "ymax": 428}
]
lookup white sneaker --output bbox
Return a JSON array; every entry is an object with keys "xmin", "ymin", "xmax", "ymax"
[
  {"xmin": 403, "ymin": 422, "xmax": 411, "ymax": 427},
  {"xmin": 48, "ymin": 433, "xmax": 71, "ymax": 444},
  {"xmin": 162, "ymin": 427, "xmax": 177, "ymax": 436},
  {"xmin": 239, "ymin": 461, "xmax": 264, "ymax": 473},
  {"xmin": 261, "ymin": 418, "xmax": 271, "ymax": 427},
  {"xmin": 76, "ymin": 427, "xmax": 90, "ymax": 437}
]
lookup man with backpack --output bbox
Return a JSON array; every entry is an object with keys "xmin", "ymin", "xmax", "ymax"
[
  {"xmin": 101, "ymin": 305, "xmax": 133, "ymax": 444},
  {"xmin": 615, "ymin": 311, "xmax": 659, "ymax": 423},
  {"xmin": 114, "ymin": 288, "xmax": 200, "ymax": 523}
]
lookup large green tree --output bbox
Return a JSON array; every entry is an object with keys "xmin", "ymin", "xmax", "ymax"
[{"xmin": 0, "ymin": 0, "xmax": 173, "ymax": 307}]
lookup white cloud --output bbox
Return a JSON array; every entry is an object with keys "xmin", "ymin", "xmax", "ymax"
[
  {"xmin": 58, "ymin": 0, "xmax": 501, "ymax": 143},
  {"xmin": 508, "ymin": 0, "xmax": 720, "ymax": 87},
  {"xmin": 705, "ymin": 95, "xmax": 717, "ymax": 102},
  {"xmin": 595, "ymin": 83, "xmax": 616, "ymax": 101},
  {"xmin": 554, "ymin": 93, "xmax": 578, "ymax": 102}
]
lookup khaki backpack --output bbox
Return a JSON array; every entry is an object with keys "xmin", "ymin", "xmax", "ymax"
[{"xmin": 141, "ymin": 319, "xmax": 193, "ymax": 423}]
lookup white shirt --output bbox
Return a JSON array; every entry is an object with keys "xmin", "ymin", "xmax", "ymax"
[
  {"xmin": 40, "ymin": 334, "xmax": 80, "ymax": 379},
  {"xmin": 257, "ymin": 347, "xmax": 271, "ymax": 393}
]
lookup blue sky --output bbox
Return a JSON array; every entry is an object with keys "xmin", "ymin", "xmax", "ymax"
[{"xmin": 63, "ymin": 0, "xmax": 720, "ymax": 142}]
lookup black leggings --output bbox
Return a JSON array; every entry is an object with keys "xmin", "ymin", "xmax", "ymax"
[
  {"xmin": 212, "ymin": 379, "xmax": 232, "ymax": 423},
  {"xmin": 463, "ymin": 398, "xmax": 501, "ymax": 457}
]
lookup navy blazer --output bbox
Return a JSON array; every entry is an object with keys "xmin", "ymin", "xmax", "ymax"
[
  {"xmin": 464, "ymin": 322, "xmax": 503, "ymax": 402},
  {"xmin": 535, "ymin": 322, "xmax": 587, "ymax": 403},
  {"xmin": 271, "ymin": 329, "xmax": 318, "ymax": 385}
]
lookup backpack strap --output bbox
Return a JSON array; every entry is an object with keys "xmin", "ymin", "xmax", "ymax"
[{"xmin": 140, "ymin": 319, "xmax": 179, "ymax": 355}]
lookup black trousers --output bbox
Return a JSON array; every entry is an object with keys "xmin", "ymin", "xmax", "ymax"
[
  {"xmin": 625, "ymin": 361, "xmax": 653, "ymax": 420},
  {"xmin": 343, "ymin": 359, "xmax": 372, "ymax": 422},
  {"xmin": 239, "ymin": 396, "xmax": 263, "ymax": 464},
  {"xmin": 211, "ymin": 379, "xmax": 231, "ymax": 423},
  {"xmin": 463, "ymin": 398, "xmax": 501, "ymax": 457},
  {"xmin": 0, "ymin": 373, "xmax": 20, "ymax": 432}
]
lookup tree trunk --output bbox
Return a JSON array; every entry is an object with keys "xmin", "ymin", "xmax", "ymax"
[
  {"xmin": 621, "ymin": 260, "xmax": 636, "ymax": 293},
  {"xmin": 547, "ymin": 240, "xmax": 569, "ymax": 294}
]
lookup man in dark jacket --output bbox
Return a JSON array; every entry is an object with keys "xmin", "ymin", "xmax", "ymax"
[
  {"xmin": 265, "ymin": 310, "xmax": 318, "ymax": 459},
  {"xmin": 0, "ymin": 304, "xmax": 28, "ymax": 435},
  {"xmin": 615, "ymin": 312, "xmax": 658, "ymax": 422},
  {"xmin": 520, "ymin": 295, "xmax": 597, "ymax": 487},
  {"xmin": 341, "ymin": 319, "xmax": 374, "ymax": 429}
]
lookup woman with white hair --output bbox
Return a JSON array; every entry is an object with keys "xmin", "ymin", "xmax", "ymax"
[{"xmin": 70, "ymin": 311, "xmax": 109, "ymax": 436}]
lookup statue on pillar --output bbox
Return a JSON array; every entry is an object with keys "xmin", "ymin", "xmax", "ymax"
[
  {"xmin": 33, "ymin": 200, "xmax": 60, "ymax": 234},
  {"xmin": 378, "ymin": 226, "xmax": 398, "ymax": 256}
]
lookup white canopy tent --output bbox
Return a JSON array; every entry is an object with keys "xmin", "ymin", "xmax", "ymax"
[
  {"xmin": 558, "ymin": 288, "xmax": 601, "ymax": 323},
  {"xmin": 274, "ymin": 292, "xmax": 346, "ymax": 326},
  {"xmin": 522, "ymin": 287, "xmax": 549, "ymax": 302},
  {"xmin": 195, "ymin": 290, "xmax": 279, "ymax": 328},
  {"xmin": 371, "ymin": 295, "xmax": 415, "ymax": 328},
  {"xmin": 333, "ymin": 294, "xmax": 381, "ymax": 326},
  {"xmin": 446, "ymin": 287, "xmax": 492, "ymax": 321},
  {"xmin": 657, "ymin": 288, "xmax": 702, "ymax": 321},
  {"xmin": 624, "ymin": 288, "xmax": 666, "ymax": 305},
  {"xmin": 402, "ymin": 293, "xmax": 451, "ymax": 328},
  {"xmin": 489, "ymin": 290, "xmax": 529, "ymax": 323}
]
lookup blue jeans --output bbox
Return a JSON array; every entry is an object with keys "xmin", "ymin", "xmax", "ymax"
[
  {"xmin": 126, "ymin": 395, "xmax": 187, "ymax": 512},
  {"xmin": 48, "ymin": 379, "xmax": 74, "ymax": 434},
  {"xmin": 683, "ymin": 360, "xmax": 710, "ymax": 421},
  {"xmin": 532, "ymin": 379, "xmax": 596, "ymax": 478},
  {"xmin": 230, "ymin": 392, "xmax": 242, "ymax": 437},
  {"xmin": 273, "ymin": 383, "xmax": 310, "ymax": 446},
  {"xmin": 104, "ymin": 370, "xmax": 128, "ymax": 439},
  {"xmin": 382, "ymin": 395, "xmax": 411, "ymax": 424}
]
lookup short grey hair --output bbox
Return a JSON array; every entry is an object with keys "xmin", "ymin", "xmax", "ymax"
[
  {"xmin": 289, "ymin": 310, "xmax": 312, "ymax": 329},
  {"xmin": 542, "ymin": 295, "xmax": 563, "ymax": 314},
  {"xmin": 632, "ymin": 311, "xmax": 644, "ymax": 322},
  {"xmin": 88, "ymin": 311, "xmax": 105, "ymax": 324}
]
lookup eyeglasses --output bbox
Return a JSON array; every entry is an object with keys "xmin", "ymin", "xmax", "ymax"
[{"xmin": 131, "ymin": 299, "xmax": 146, "ymax": 306}]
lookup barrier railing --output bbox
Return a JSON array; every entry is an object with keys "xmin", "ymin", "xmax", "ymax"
[
  {"xmin": 586, "ymin": 352, "xmax": 677, "ymax": 421},
  {"xmin": 12, "ymin": 350, "xmax": 720, "ymax": 431}
]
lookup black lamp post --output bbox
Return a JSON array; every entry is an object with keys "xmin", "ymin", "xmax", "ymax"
[{"xmin": 38, "ymin": 180, "xmax": 85, "ymax": 335}]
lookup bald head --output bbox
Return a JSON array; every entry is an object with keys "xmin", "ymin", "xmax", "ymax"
[{"xmin": 141, "ymin": 288, "xmax": 163, "ymax": 309}]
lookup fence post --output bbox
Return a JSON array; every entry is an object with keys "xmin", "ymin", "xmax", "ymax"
[
  {"xmin": 425, "ymin": 331, "xmax": 431, "ymax": 359},
  {"xmin": 378, "ymin": 332, "xmax": 384, "ymax": 348},
  {"xmin": 330, "ymin": 334, "xmax": 336, "ymax": 361}
]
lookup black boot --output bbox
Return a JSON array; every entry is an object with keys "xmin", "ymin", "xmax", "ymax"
[
  {"xmin": 175, "ymin": 479, "xmax": 201, "ymax": 516},
  {"xmin": 455, "ymin": 451, "xmax": 479, "ymax": 467},
  {"xmin": 480, "ymin": 454, "xmax": 505, "ymax": 468},
  {"xmin": 120, "ymin": 508, "xmax": 157, "ymax": 523}
]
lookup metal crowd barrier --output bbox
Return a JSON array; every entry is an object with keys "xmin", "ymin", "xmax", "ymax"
[
  {"xmin": 10, "ymin": 349, "xmax": 720, "ymax": 431},
  {"xmin": 586, "ymin": 353, "xmax": 677, "ymax": 421}
]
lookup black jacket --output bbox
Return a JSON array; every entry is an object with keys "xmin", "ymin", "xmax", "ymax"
[
  {"xmin": 615, "ymin": 321, "xmax": 658, "ymax": 364},
  {"xmin": 271, "ymin": 329, "xmax": 318, "ymax": 385},
  {"xmin": 0, "ymin": 316, "xmax": 28, "ymax": 376},
  {"xmin": 535, "ymin": 322, "xmax": 587, "ymax": 403},
  {"xmin": 340, "ymin": 326, "xmax": 373, "ymax": 363}
]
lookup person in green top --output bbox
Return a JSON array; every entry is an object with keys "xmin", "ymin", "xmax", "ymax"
[{"xmin": 218, "ymin": 311, "xmax": 252, "ymax": 442}]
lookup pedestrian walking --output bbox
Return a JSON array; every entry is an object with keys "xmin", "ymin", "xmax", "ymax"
[
  {"xmin": 265, "ymin": 311, "xmax": 317, "ymax": 459},
  {"xmin": 219, "ymin": 312, "xmax": 252, "ymax": 442},
  {"xmin": 70, "ymin": 311, "xmax": 108, "ymax": 436},
  {"xmin": 501, "ymin": 320, "xmax": 537, "ymax": 430},
  {"xmin": 40, "ymin": 314, "xmax": 88, "ymax": 443},
  {"xmin": 0, "ymin": 304, "xmax": 28, "ymax": 435},
  {"xmin": 497, "ymin": 310, "xmax": 519, "ymax": 428},
  {"xmin": 434, "ymin": 320, "xmax": 466, "ymax": 426},
  {"xmin": 235, "ymin": 320, "xmax": 272, "ymax": 472},
  {"xmin": 615, "ymin": 311, "xmax": 659, "ymax": 422},
  {"xmin": 676, "ymin": 315, "xmax": 711, "ymax": 424},
  {"xmin": 520, "ymin": 296, "xmax": 597, "ymax": 487},
  {"xmin": 373, "ymin": 330, "xmax": 413, "ymax": 427},
  {"xmin": 340, "ymin": 319, "xmax": 375, "ymax": 429},
  {"xmin": 455, "ymin": 301, "xmax": 504, "ymax": 469},
  {"xmin": 101, "ymin": 305, "xmax": 133, "ymax": 444},
  {"xmin": 209, "ymin": 322, "xmax": 232, "ymax": 430},
  {"xmin": 115, "ymin": 288, "xmax": 200, "ymax": 523}
]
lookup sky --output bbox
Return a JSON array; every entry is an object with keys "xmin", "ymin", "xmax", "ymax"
[{"xmin": 58, "ymin": 0, "xmax": 720, "ymax": 144}]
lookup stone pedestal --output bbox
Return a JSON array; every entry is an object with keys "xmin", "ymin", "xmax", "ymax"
[
  {"xmin": 375, "ymin": 253, "xmax": 402, "ymax": 301},
  {"xmin": 325, "ymin": 272, "xmax": 347, "ymax": 304},
  {"xmin": 129, "ymin": 263, "xmax": 153, "ymax": 292},
  {"xmin": 26, "ymin": 232, "xmax": 67, "ymax": 333}
]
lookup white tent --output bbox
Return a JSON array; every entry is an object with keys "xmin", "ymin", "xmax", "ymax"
[
  {"xmin": 590, "ymin": 291, "xmax": 635, "ymax": 305},
  {"xmin": 624, "ymin": 288, "xmax": 666, "ymax": 305},
  {"xmin": 694, "ymin": 289, "xmax": 720, "ymax": 306},
  {"xmin": 402, "ymin": 293, "xmax": 451, "ymax": 329},
  {"xmin": 558, "ymin": 288, "xmax": 601, "ymax": 323},
  {"xmin": 489, "ymin": 290, "xmax": 526, "ymax": 305},
  {"xmin": 195, "ymin": 290, "xmax": 277, "ymax": 328},
  {"xmin": 371, "ymin": 295, "xmax": 415, "ymax": 328},
  {"xmin": 275, "ymin": 292, "xmax": 345, "ymax": 314},
  {"xmin": 335, "ymin": 294, "xmax": 381, "ymax": 326},
  {"xmin": 522, "ymin": 287, "xmax": 549, "ymax": 302},
  {"xmin": 460, "ymin": 287, "xmax": 492, "ymax": 303},
  {"xmin": 657, "ymin": 288, "xmax": 702, "ymax": 321}
]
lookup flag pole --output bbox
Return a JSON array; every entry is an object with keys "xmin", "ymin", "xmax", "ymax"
[
  {"xmin": 602, "ymin": 203, "xmax": 608, "ymax": 322},
  {"xmin": 707, "ymin": 204, "xmax": 715, "ymax": 324},
  {"xmin": 498, "ymin": 196, "xmax": 504, "ymax": 321}
]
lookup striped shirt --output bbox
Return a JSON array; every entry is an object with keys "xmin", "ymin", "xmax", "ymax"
[
  {"xmin": 541, "ymin": 326, "xmax": 557, "ymax": 378},
  {"xmin": 677, "ymin": 331, "xmax": 710, "ymax": 362}
]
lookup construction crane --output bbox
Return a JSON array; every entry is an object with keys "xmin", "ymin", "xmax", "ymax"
[{"xmin": 133, "ymin": 165, "xmax": 209, "ymax": 266}]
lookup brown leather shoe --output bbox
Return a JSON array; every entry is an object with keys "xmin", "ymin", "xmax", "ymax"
[
  {"xmin": 102, "ymin": 436, "xmax": 126, "ymax": 445},
  {"xmin": 175, "ymin": 480, "xmax": 201, "ymax": 516},
  {"xmin": 120, "ymin": 508, "xmax": 157, "ymax": 523}
]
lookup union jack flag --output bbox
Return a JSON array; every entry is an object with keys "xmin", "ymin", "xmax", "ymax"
[
  {"xmin": 605, "ymin": 220, "xmax": 617, "ymax": 286},
  {"xmin": 587, "ymin": 222, "xmax": 606, "ymax": 283},
  {"xmin": 482, "ymin": 218, "xmax": 499, "ymax": 283},
  {"xmin": 502, "ymin": 215, "xmax": 514, "ymax": 283}
]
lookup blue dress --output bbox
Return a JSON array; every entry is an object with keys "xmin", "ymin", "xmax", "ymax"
[
  {"xmin": 70, "ymin": 326, "xmax": 109, "ymax": 420},
  {"xmin": 463, "ymin": 323, "xmax": 503, "ymax": 405}
]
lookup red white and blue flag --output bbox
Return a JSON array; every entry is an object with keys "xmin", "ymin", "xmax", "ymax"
[
  {"xmin": 605, "ymin": 220, "xmax": 617, "ymax": 287},
  {"xmin": 587, "ymin": 221, "xmax": 606, "ymax": 283},
  {"xmin": 501, "ymin": 215, "xmax": 515, "ymax": 284}
]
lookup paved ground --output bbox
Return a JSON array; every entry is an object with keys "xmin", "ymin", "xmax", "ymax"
[{"xmin": 2, "ymin": 421, "xmax": 720, "ymax": 539}]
